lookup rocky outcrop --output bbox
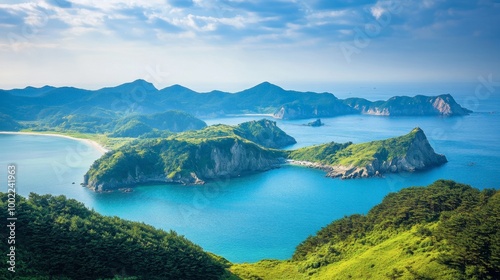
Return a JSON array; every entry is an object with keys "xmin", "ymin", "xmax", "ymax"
[
  {"xmin": 306, "ymin": 119, "xmax": 323, "ymax": 127},
  {"xmin": 273, "ymin": 102, "xmax": 356, "ymax": 120},
  {"xmin": 83, "ymin": 137, "xmax": 286, "ymax": 192},
  {"xmin": 288, "ymin": 128, "xmax": 447, "ymax": 179},
  {"xmin": 327, "ymin": 128, "xmax": 447, "ymax": 179},
  {"xmin": 343, "ymin": 94, "xmax": 471, "ymax": 117},
  {"xmin": 197, "ymin": 139, "xmax": 285, "ymax": 179}
]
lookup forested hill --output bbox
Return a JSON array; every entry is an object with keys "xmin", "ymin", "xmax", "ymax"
[
  {"xmin": 0, "ymin": 193, "xmax": 231, "ymax": 280},
  {"xmin": 0, "ymin": 80, "xmax": 471, "ymax": 122},
  {"xmin": 84, "ymin": 119, "xmax": 294, "ymax": 191},
  {"xmin": 231, "ymin": 180, "xmax": 500, "ymax": 280},
  {"xmin": 289, "ymin": 127, "xmax": 447, "ymax": 179}
]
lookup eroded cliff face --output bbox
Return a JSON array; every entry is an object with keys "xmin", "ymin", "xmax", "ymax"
[
  {"xmin": 326, "ymin": 129, "xmax": 447, "ymax": 179},
  {"xmin": 198, "ymin": 140, "xmax": 283, "ymax": 179},
  {"xmin": 84, "ymin": 139, "xmax": 284, "ymax": 191},
  {"xmin": 352, "ymin": 95, "xmax": 471, "ymax": 116}
]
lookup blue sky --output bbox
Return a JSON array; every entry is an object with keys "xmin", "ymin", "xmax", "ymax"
[{"xmin": 0, "ymin": 0, "xmax": 499, "ymax": 91}]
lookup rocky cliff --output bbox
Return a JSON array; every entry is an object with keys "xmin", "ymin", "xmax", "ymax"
[
  {"xmin": 84, "ymin": 137, "xmax": 286, "ymax": 191},
  {"xmin": 343, "ymin": 94, "xmax": 471, "ymax": 116},
  {"xmin": 83, "ymin": 120, "xmax": 292, "ymax": 191},
  {"xmin": 272, "ymin": 102, "xmax": 355, "ymax": 120},
  {"xmin": 289, "ymin": 128, "xmax": 447, "ymax": 179}
]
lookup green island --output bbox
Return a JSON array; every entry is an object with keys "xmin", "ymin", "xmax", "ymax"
[
  {"xmin": 289, "ymin": 127, "xmax": 447, "ymax": 179},
  {"xmin": 2, "ymin": 180, "xmax": 498, "ymax": 279},
  {"xmin": 84, "ymin": 119, "xmax": 295, "ymax": 191},
  {"xmin": 84, "ymin": 122, "xmax": 446, "ymax": 191}
]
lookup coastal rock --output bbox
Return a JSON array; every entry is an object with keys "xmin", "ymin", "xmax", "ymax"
[
  {"xmin": 306, "ymin": 119, "xmax": 324, "ymax": 127},
  {"xmin": 325, "ymin": 128, "xmax": 447, "ymax": 179},
  {"xmin": 83, "ymin": 120, "xmax": 293, "ymax": 191},
  {"xmin": 288, "ymin": 128, "xmax": 447, "ymax": 180},
  {"xmin": 343, "ymin": 94, "xmax": 471, "ymax": 116}
]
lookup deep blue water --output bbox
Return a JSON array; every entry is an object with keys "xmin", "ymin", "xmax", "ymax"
[{"xmin": 1, "ymin": 84, "xmax": 499, "ymax": 263}]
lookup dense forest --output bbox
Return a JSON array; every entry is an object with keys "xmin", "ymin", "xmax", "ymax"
[
  {"xmin": 231, "ymin": 180, "xmax": 500, "ymax": 279},
  {"xmin": 0, "ymin": 193, "xmax": 231, "ymax": 280}
]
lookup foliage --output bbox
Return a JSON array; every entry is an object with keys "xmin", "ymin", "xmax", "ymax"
[
  {"xmin": 110, "ymin": 119, "xmax": 153, "ymax": 137},
  {"xmin": 21, "ymin": 110, "xmax": 206, "ymax": 137},
  {"xmin": 0, "ymin": 193, "xmax": 227, "ymax": 279},
  {"xmin": 288, "ymin": 127, "xmax": 422, "ymax": 167},
  {"xmin": 0, "ymin": 113, "xmax": 22, "ymax": 131},
  {"xmin": 231, "ymin": 180, "xmax": 500, "ymax": 280},
  {"xmin": 85, "ymin": 120, "xmax": 291, "ymax": 189}
]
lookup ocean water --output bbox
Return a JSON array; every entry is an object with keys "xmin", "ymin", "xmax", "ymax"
[{"xmin": 1, "ymin": 84, "xmax": 499, "ymax": 263}]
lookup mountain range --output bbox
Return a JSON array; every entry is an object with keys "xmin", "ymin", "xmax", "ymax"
[{"xmin": 0, "ymin": 80, "xmax": 471, "ymax": 123}]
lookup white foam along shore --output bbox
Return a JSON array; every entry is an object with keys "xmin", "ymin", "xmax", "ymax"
[{"xmin": 0, "ymin": 131, "xmax": 109, "ymax": 155}]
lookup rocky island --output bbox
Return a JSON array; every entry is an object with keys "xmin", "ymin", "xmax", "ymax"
[
  {"xmin": 84, "ymin": 120, "xmax": 446, "ymax": 191},
  {"xmin": 288, "ymin": 127, "xmax": 447, "ymax": 179},
  {"xmin": 83, "ymin": 119, "xmax": 294, "ymax": 191}
]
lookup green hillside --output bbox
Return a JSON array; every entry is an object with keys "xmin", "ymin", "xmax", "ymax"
[
  {"xmin": 231, "ymin": 180, "xmax": 500, "ymax": 280},
  {"xmin": 24, "ymin": 110, "xmax": 206, "ymax": 137},
  {"xmin": 0, "ymin": 193, "xmax": 229, "ymax": 280},
  {"xmin": 84, "ymin": 120, "xmax": 292, "ymax": 190},
  {"xmin": 289, "ymin": 128, "xmax": 423, "ymax": 167}
]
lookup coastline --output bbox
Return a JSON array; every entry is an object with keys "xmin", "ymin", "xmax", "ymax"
[{"xmin": 0, "ymin": 131, "xmax": 109, "ymax": 155}]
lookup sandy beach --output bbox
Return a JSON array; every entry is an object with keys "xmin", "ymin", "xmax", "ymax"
[{"xmin": 0, "ymin": 131, "xmax": 109, "ymax": 155}]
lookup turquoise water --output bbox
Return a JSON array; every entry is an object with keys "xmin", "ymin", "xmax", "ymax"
[{"xmin": 1, "ymin": 87, "xmax": 499, "ymax": 263}]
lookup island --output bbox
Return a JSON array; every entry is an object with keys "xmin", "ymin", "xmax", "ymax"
[
  {"xmin": 83, "ymin": 119, "xmax": 295, "ymax": 191},
  {"xmin": 288, "ymin": 127, "xmax": 447, "ymax": 179},
  {"xmin": 84, "ymin": 120, "xmax": 446, "ymax": 191},
  {"xmin": 305, "ymin": 119, "xmax": 324, "ymax": 127}
]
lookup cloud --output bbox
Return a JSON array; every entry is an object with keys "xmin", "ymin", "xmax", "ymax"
[{"xmin": 47, "ymin": 0, "xmax": 72, "ymax": 8}]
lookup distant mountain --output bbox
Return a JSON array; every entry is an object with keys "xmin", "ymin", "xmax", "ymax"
[
  {"xmin": 0, "ymin": 80, "xmax": 471, "ymax": 125},
  {"xmin": 343, "ymin": 94, "xmax": 472, "ymax": 116}
]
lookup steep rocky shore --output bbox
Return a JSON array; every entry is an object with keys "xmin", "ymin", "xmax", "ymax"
[{"xmin": 288, "ymin": 128, "xmax": 447, "ymax": 179}]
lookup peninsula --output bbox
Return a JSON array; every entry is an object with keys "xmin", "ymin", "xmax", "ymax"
[{"xmin": 84, "ymin": 120, "xmax": 446, "ymax": 191}]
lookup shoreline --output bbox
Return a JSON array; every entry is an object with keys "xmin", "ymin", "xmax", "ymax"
[{"xmin": 0, "ymin": 131, "xmax": 109, "ymax": 155}]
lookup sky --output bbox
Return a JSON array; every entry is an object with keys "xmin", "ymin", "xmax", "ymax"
[{"xmin": 0, "ymin": 0, "xmax": 499, "ymax": 92}]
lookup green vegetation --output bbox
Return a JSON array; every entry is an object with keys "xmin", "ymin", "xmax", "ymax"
[
  {"xmin": 84, "ymin": 120, "xmax": 292, "ymax": 190},
  {"xmin": 0, "ymin": 113, "xmax": 22, "ymax": 131},
  {"xmin": 289, "ymin": 127, "xmax": 425, "ymax": 167},
  {"xmin": 0, "ymin": 193, "xmax": 229, "ymax": 279},
  {"xmin": 176, "ymin": 119, "xmax": 296, "ymax": 148},
  {"xmin": 19, "ymin": 110, "xmax": 206, "ymax": 138},
  {"xmin": 231, "ymin": 180, "xmax": 500, "ymax": 280}
]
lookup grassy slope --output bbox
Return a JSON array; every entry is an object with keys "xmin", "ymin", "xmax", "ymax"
[
  {"xmin": 289, "ymin": 128, "xmax": 421, "ymax": 167},
  {"xmin": 231, "ymin": 227, "xmax": 456, "ymax": 280},
  {"xmin": 231, "ymin": 180, "xmax": 498, "ymax": 280}
]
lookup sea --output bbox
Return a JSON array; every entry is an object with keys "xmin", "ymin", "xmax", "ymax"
[{"xmin": 1, "ymin": 82, "xmax": 499, "ymax": 263}]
